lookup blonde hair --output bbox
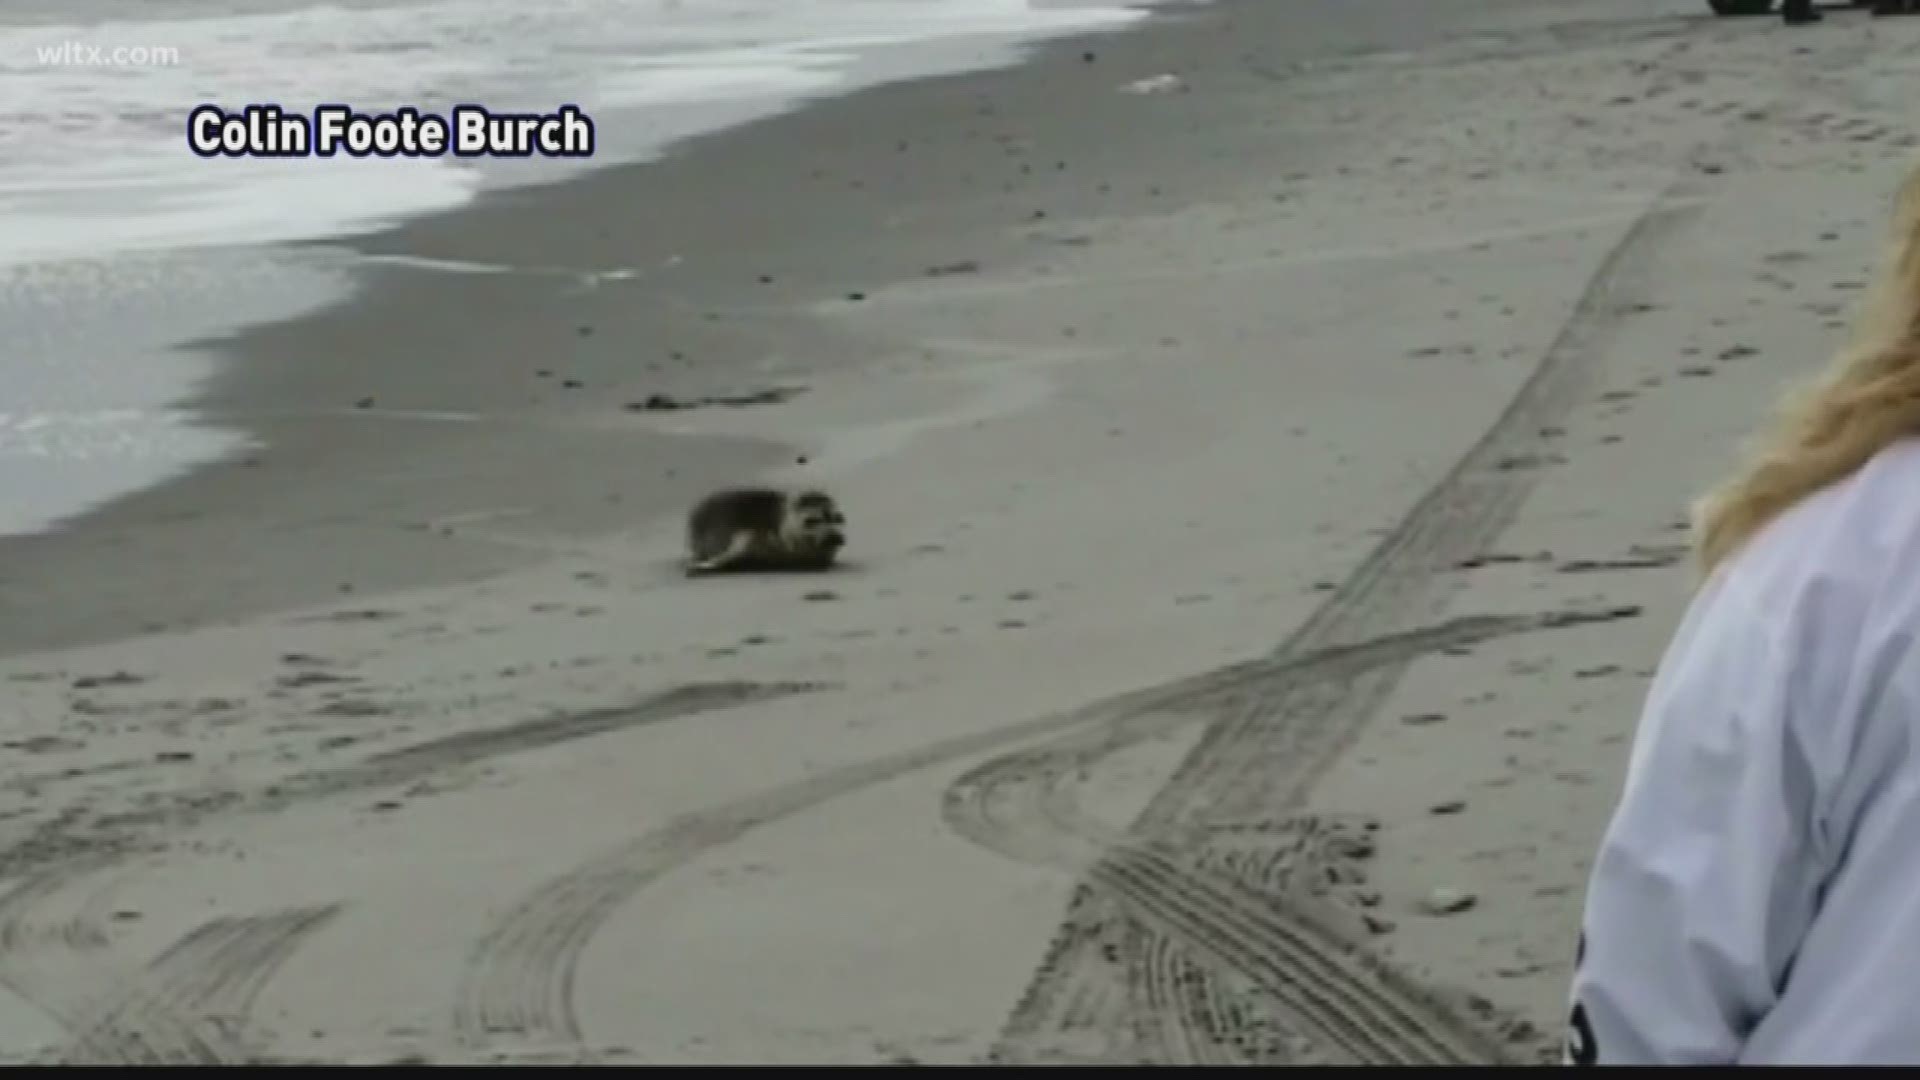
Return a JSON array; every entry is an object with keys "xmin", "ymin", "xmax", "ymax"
[{"xmin": 1693, "ymin": 163, "xmax": 1920, "ymax": 575}]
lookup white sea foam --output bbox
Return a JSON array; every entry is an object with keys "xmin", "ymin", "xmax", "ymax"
[{"xmin": 1, "ymin": 0, "xmax": 1149, "ymax": 267}]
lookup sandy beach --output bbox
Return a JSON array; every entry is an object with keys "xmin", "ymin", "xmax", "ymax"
[{"xmin": 1, "ymin": 0, "xmax": 1917, "ymax": 1064}]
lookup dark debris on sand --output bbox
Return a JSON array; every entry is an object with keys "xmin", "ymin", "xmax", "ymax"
[{"xmin": 625, "ymin": 386, "xmax": 808, "ymax": 412}]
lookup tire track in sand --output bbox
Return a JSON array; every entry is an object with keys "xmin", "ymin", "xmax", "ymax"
[
  {"xmin": 947, "ymin": 724, "xmax": 1508, "ymax": 1062},
  {"xmin": 0, "ymin": 685, "xmax": 812, "ymax": 1064},
  {"xmin": 940, "ymin": 611, "xmax": 1642, "ymax": 871},
  {"xmin": 56, "ymin": 903, "xmax": 343, "ymax": 1065},
  {"xmin": 1151, "ymin": 194, "xmax": 1700, "ymax": 834},
  {"xmin": 450, "ymin": 609, "xmax": 1594, "ymax": 1057},
  {"xmin": 1088, "ymin": 842, "xmax": 1500, "ymax": 1064},
  {"xmin": 0, "ymin": 860, "xmax": 340, "ymax": 1065},
  {"xmin": 983, "ymin": 184, "xmax": 1704, "ymax": 1062},
  {"xmin": 940, "ymin": 626, "xmax": 1612, "ymax": 1062}
]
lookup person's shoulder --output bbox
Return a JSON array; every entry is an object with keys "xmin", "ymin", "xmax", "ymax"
[
  {"xmin": 1720, "ymin": 432, "xmax": 1920, "ymax": 676},
  {"xmin": 1639, "ymin": 443, "xmax": 1920, "ymax": 829},
  {"xmin": 1721, "ymin": 438, "xmax": 1920, "ymax": 632}
]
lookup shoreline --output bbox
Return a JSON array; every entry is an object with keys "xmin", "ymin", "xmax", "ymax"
[
  {"xmin": 0, "ymin": 0, "xmax": 1160, "ymax": 545},
  {"xmin": 0, "ymin": 1, "xmax": 1185, "ymax": 659}
]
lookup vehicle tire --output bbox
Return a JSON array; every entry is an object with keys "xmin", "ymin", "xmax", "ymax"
[{"xmin": 1707, "ymin": 0, "xmax": 1774, "ymax": 13}]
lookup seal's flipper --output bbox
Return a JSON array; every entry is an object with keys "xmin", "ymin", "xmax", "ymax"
[{"xmin": 687, "ymin": 529, "xmax": 757, "ymax": 575}]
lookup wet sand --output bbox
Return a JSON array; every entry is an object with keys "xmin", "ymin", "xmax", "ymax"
[{"xmin": 0, "ymin": 0, "xmax": 1914, "ymax": 1065}]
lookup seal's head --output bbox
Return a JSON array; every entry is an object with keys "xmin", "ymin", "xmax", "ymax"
[{"xmin": 782, "ymin": 489, "xmax": 846, "ymax": 557}]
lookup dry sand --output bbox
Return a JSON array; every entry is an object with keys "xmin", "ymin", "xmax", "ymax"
[{"xmin": 2, "ymin": 0, "xmax": 1918, "ymax": 1064}]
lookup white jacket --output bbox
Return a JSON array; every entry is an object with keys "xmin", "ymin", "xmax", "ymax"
[{"xmin": 1567, "ymin": 439, "xmax": 1920, "ymax": 1065}]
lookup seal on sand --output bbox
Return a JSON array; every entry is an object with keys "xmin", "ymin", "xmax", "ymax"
[{"xmin": 684, "ymin": 486, "xmax": 847, "ymax": 575}]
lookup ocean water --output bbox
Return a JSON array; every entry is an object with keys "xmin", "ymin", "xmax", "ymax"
[{"xmin": 0, "ymin": 0, "xmax": 1153, "ymax": 539}]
